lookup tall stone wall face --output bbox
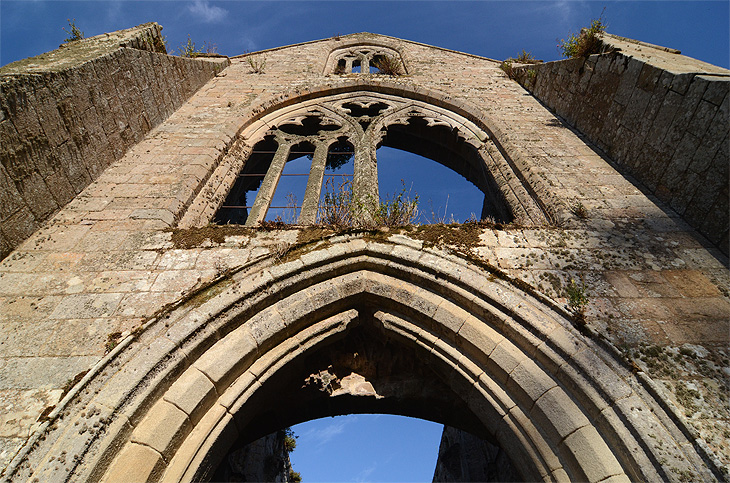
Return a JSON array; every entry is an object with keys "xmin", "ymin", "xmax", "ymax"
[
  {"xmin": 517, "ymin": 34, "xmax": 729, "ymax": 255},
  {"xmin": 432, "ymin": 426, "xmax": 519, "ymax": 482},
  {"xmin": 0, "ymin": 23, "xmax": 229, "ymax": 260}
]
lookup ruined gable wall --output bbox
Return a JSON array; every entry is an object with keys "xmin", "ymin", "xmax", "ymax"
[
  {"xmin": 0, "ymin": 23, "xmax": 228, "ymax": 260},
  {"xmin": 0, "ymin": 32, "xmax": 728, "ymax": 480},
  {"xmin": 516, "ymin": 34, "xmax": 729, "ymax": 255}
]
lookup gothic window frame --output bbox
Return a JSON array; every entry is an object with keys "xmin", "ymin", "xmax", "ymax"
[
  {"xmin": 324, "ymin": 43, "xmax": 407, "ymax": 75},
  {"xmin": 181, "ymin": 91, "xmax": 549, "ymax": 229}
]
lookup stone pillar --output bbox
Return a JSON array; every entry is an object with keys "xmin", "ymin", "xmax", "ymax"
[
  {"xmin": 353, "ymin": 134, "xmax": 378, "ymax": 208},
  {"xmin": 246, "ymin": 140, "xmax": 291, "ymax": 226},
  {"xmin": 298, "ymin": 141, "xmax": 329, "ymax": 224}
]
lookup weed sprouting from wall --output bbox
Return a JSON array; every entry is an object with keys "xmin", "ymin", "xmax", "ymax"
[
  {"xmin": 63, "ymin": 18, "xmax": 84, "ymax": 43},
  {"xmin": 558, "ymin": 14, "xmax": 607, "ymax": 58},
  {"xmin": 318, "ymin": 178, "xmax": 354, "ymax": 228},
  {"xmin": 178, "ymin": 35, "xmax": 202, "ymax": 57},
  {"xmin": 565, "ymin": 278, "xmax": 589, "ymax": 322},
  {"xmin": 570, "ymin": 201, "xmax": 589, "ymax": 219},
  {"xmin": 516, "ymin": 50, "xmax": 538, "ymax": 63},
  {"xmin": 373, "ymin": 55, "xmax": 404, "ymax": 76},
  {"xmin": 316, "ymin": 178, "xmax": 419, "ymax": 229},
  {"xmin": 247, "ymin": 53, "xmax": 267, "ymax": 74},
  {"xmin": 360, "ymin": 182, "xmax": 419, "ymax": 227},
  {"xmin": 500, "ymin": 50, "xmax": 541, "ymax": 81},
  {"xmin": 500, "ymin": 60, "xmax": 517, "ymax": 80}
]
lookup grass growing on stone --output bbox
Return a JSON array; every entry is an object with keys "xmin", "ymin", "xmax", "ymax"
[
  {"xmin": 168, "ymin": 225, "xmax": 254, "ymax": 249},
  {"xmin": 558, "ymin": 16, "xmax": 607, "ymax": 58}
]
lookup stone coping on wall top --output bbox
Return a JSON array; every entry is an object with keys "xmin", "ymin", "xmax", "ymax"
[
  {"xmin": 0, "ymin": 22, "xmax": 163, "ymax": 75},
  {"xmin": 600, "ymin": 32, "xmax": 730, "ymax": 76}
]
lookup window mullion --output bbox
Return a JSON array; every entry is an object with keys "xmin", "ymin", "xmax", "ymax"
[
  {"xmin": 353, "ymin": 134, "xmax": 378, "ymax": 206},
  {"xmin": 298, "ymin": 141, "xmax": 328, "ymax": 225},
  {"xmin": 246, "ymin": 140, "xmax": 292, "ymax": 226}
]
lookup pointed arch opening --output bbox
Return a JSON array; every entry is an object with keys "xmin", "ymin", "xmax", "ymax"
[{"xmin": 204, "ymin": 89, "xmax": 547, "ymax": 228}]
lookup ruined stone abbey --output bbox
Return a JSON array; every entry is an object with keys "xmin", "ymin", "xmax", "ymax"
[{"xmin": 0, "ymin": 23, "xmax": 728, "ymax": 482}]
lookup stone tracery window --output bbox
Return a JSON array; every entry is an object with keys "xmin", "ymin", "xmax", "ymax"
[
  {"xmin": 326, "ymin": 45, "xmax": 406, "ymax": 75},
  {"xmin": 214, "ymin": 92, "xmax": 541, "ymax": 227}
]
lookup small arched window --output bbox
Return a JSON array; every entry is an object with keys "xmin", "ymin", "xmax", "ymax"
[{"xmin": 325, "ymin": 44, "xmax": 406, "ymax": 75}]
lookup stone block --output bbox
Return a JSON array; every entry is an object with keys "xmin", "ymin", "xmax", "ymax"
[
  {"xmin": 0, "ymin": 208, "xmax": 37, "ymax": 251},
  {"xmin": 15, "ymin": 171, "xmax": 58, "ymax": 220},
  {"xmin": 636, "ymin": 63, "xmax": 661, "ymax": 92},
  {"xmin": 613, "ymin": 57, "xmax": 643, "ymax": 106},
  {"xmin": 0, "ymin": 163, "xmax": 24, "ymax": 220},
  {"xmin": 531, "ymin": 386, "xmax": 589, "ymax": 443},
  {"xmin": 560, "ymin": 425, "xmax": 624, "ymax": 482},
  {"xmin": 103, "ymin": 442, "xmax": 165, "ymax": 483},
  {"xmin": 701, "ymin": 77, "xmax": 729, "ymax": 106},
  {"xmin": 687, "ymin": 99, "xmax": 718, "ymax": 139},
  {"xmin": 506, "ymin": 358, "xmax": 557, "ymax": 409},
  {"xmin": 487, "ymin": 340, "xmax": 524, "ymax": 385},
  {"xmin": 194, "ymin": 325, "xmax": 258, "ymax": 390},
  {"xmin": 130, "ymin": 399, "xmax": 191, "ymax": 459}
]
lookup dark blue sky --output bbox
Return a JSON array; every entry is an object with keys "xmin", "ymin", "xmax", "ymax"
[{"xmin": 2, "ymin": 1, "xmax": 729, "ymax": 68}]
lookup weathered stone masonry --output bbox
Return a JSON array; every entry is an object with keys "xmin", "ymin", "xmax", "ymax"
[
  {"xmin": 0, "ymin": 26, "xmax": 728, "ymax": 482},
  {"xmin": 517, "ymin": 33, "xmax": 730, "ymax": 255},
  {"xmin": 0, "ymin": 23, "xmax": 228, "ymax": 259}
]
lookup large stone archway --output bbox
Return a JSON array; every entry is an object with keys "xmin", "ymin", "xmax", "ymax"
[{"xmin": 8, "ymin": 237, "xmax": 712, "ymax": 482}]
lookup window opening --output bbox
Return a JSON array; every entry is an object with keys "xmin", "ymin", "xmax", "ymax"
[
  {"xmin": 351, "ymin": 59, "xmax": 361, "ymax": 73},
  {"xmin": 215, "ymin": 137, "xmax": 276, "ymax": 225},
  {"xmin": 376, "ymin": 146, "xmax": 485, "ymax": 224},
  {"xmin": 266, "ymin": 143, "xmax": 315, "ymax": 223}
]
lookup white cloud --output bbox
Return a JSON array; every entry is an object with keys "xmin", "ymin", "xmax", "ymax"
[
  {"xmin": 187, "ymin": 0, "xmax": 227, "ymax": 24},
  {"xmin": 301, "ymin": 419, "xmax": 350, "ymax": 447},
  {"xmin": 353, "ymin": 463, "xmax": 376, "ymax": 483}
]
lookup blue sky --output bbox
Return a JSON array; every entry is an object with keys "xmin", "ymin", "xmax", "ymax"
[
  {"xmin": 1, "ymin": 1, "xmax": 728, "ymax": 68},
  {"xmin": 290, "ymin": 415, "xmax": 443, "ymax": 482},
  {"xmin": 2, "ymin": 1, "xmax": 728, "ymax": 480}
]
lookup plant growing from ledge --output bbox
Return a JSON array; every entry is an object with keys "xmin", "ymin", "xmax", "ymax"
[
  {"xmin": 373, "ymin": 55, "xmax": 404, "ymax": 76},
  {"xmin": 500, "ymin": 50, "xmax": 541, "ymax": 81},
  {"xmin": 570, "ymin": 201, "xmax": 589, "ymax": 219},
  {"xmin": 565, "ymin": 278, "xmax": 589, "ymax": 322},
  {"xmin": 317, "ymin": 178, "xmax": 419, "ymax": 229},
  {"xmin": 499, "ymin": 60, "xmax": 517, "ymax": 80},
  {"xmin": 317, "ymin": 177, "xmax": 354, "ymax": 228},
  {"xmin": 516, "ymin": 50, "xmax": 539, "ymax": 64},
  {"xmin": 63, "ymin": 18, "xmax": 84, "ymax": 42},
  {"xmin": 283, "ymin": 427, "xmax": 297, "ymax": 453},
  {"xmin": 558, "ymin": 14, "xmax": 607, "ymax": 58},
  {"xmin": 178, "ymin": 35, "xmax": 203, "ymax": 57},
  {"xmin": 247, "ymin": 53, "xmax": 267, "ymax": 73},
  {"xmin": 358, "ymin": 181, "xmax": 419, "ymax": 228}
]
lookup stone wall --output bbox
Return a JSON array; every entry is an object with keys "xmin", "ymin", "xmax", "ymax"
[
  {"xmin": 432, "ymin": 426, "xmax": 519, "ymax": 482},
  {"xmin": 212, "ymin": 430, "xmax": 295, "ymax": 482},
  {"xmin": 517, "ymin": 33, "xmax": 729, "ymax": 255},
  {"xmin": 0, "ymin": 23, "xmax": 228, "ymax": 259}
]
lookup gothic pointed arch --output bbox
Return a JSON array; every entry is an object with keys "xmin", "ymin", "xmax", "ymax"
[
  {"xmin": 7, "ymin": 237, "xmax": 712, "ymax": 482},
  {"xmin": 180, "ymin": 83, "xmax": 551, "ymax": 229}
]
